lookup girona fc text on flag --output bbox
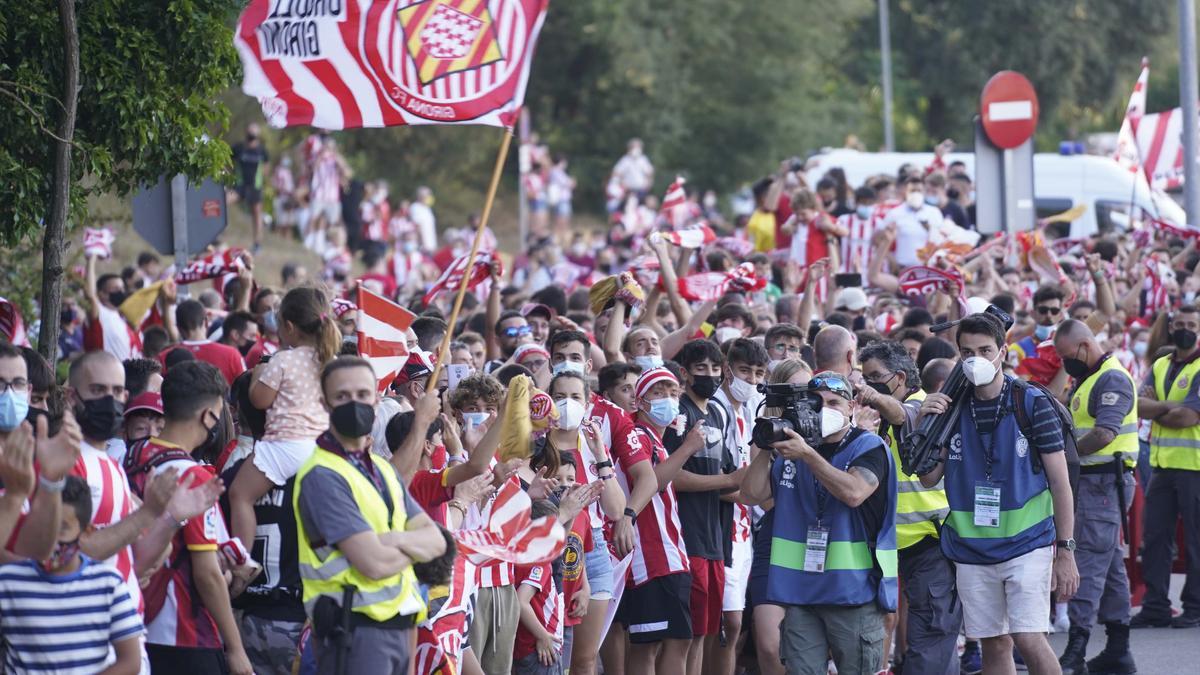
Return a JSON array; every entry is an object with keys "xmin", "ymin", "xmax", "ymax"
[{"xmin": 235, "ymin": 0, "xmax": 550, "ymax": 130}]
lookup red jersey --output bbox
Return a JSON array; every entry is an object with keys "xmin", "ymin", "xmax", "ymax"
[
  {"xmin": 83, "ymin": 304, "xmax": 142, "ymax": 362},
  {"xmin": 409, "ymin": 468, "xmax": 454, "ymax": 527},
  {"xmin": 627, "ymin": 423, "xmax": 690, "ymax": 586},
  {"xmin": 513, "ymin": 563, "xmax": 562, "ymax": 661},
  {"xmin": 774, "ymin": 193, "xmax": 794, "ymax": 250},
  {"xmin": 588, "ymin": 393, "xmax": 648, "ymax": 494},
  {"xmin": 137, "ymin": 440, "xmax": 226, "ymax": 650},
  {"xmin": 358, "ymin": 271, "xmax": 397, "ymax": 300},
  {"xmin": 243, "ymin": 335, "xmax": 279, "ymax": 369},
  {"xmin": 72, "ymin": 442, "xmax": 142, "ymax": 614},
  {"xmin": 160, "ymin": 340, "xmax": 246, "ymax": 385}
]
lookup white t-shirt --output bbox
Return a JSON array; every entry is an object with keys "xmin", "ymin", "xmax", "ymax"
[
  {"xmin": 882, "ymin": 203, "xmax": 944, "ymax": 267},
  {"xmin": 410, "ymin": 202, "xmax": 437, "ymax": 251},
  {"xmin": 612, "ymin": 153, "xmax": 653, "ymax": 192}
]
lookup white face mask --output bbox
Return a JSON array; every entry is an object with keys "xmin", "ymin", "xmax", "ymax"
[
  {"xmin": 767, "ymin": 359, "xmax": 785, "ymax": 373},
  {"xmin": 820, "ymin": 407, "xmax": 848, "ymax": 438},
  {"xmin": 555, "ymin": 398, "xmax": 585, "ymax": 430},
  {"xmin": 963, "ymin": 354, "xmax": 1001, "ymax": 387},
  {"xmin": 552, "ymin": 360, "xmax": 585, "ymax": 376},
  {"xmin": 728, "ymin": 375, "xmax": 756, "ymax": 403},
  {"xmin": 906, "ymin": 191, "xmax": 925, "ymax": 210},
  {"xmin": 715, "ymin": 326, "xmax": 742, "ymax": 344},
  {"xmin": 634, "ymin": 354, "xmax": 663, "ymax": 371}
]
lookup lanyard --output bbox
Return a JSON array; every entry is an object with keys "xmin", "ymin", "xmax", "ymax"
[
  {"xmin": 812, "ymin": 433, "xmax": 854, "ymax": 526},
  {"xmin": 320, "ymin": 433, "xmax": 395, "ymax": 524},
  {"xmin": 967, "ymin": 379, "xmax": 1011, "ymax": 482}
]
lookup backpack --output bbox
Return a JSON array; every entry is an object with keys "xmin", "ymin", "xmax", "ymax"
[
  {"xmin": 1010, "ymin": 378, "xmax": 1081, "ymax": 500},
  {"xmin": 122, "ymin": 437, "xmax": 195, "ymax": 499}
]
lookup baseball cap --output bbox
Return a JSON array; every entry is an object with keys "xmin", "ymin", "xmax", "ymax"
[
  {"xmin": 126, "ymin": 392, "xmax": 164, "ymax": 416},
  {"xmin": 520, "ymin": 302, "xmax": 555, "ymax": 321},
  {"xmin": 392, "ymin": 351, "xmax": 436, "ymax": 387},
  {"xmin": 834, "ymin": 287, "xmax": 869, "ymax": 312}
]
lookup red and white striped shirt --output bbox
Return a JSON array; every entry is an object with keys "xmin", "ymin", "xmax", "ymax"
[
  {"xmin": 310, "ymin": 153, "xmax": 341, "ymax": 204},
  {"xmin": 513, "ymin": 563, "xmax": 563, "ymax": 661},
  {"xmin": 838, "ymin": 212, "xmax": 878, "ymax": 275},
  {"xmin": 586, "ymin": 395, "xmax": 648, "ymax": 530},
  {"xmin": 628, "ymin": 424, "xmax": 690, "ymax": 586},
  {"xmin": 714, "ymin": 390, "xmax": 753, "ymax": 545},
  {"xmin": 83, "ymin": 304, "xmax": 142, "ymax": 362},
  {"xmin": 73, "ymin": 442, "xmax": 142, "ymax": 614}
]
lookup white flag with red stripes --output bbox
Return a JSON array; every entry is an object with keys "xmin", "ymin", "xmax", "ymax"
[
  {"xmin": 422, "ymin": 249, "xmax": 501, "ymax": 306},
  {"xmin": 234, "ymin": 0, "xmax": 550, "ymax": 130},
  {"xmin": 1115, "ymin": 57, "xmax": 1149, "ymax": 173},
  {"xmin": 0, "ymin": 298, "xmax": 30, "ymax": 347},
  {"xmin": 660, "ymin": 175, "xmax": 687, "ymax": 225},
  {"xmin": 356, "ymin": 284, "xmax": 416, "ymax": 392},
  {"xmin": 83, "ymin": 227, "xmax": 115, "ymax": 260},
  {"xmin": 1137, "ymin": 107, "xmax": 1188, "ymax": 190},
  {"xmin": 656, "ymin": 223, "xmax": 716, "ymax": 249},
  {"xmin": 454, "ymin": 479, "xmax": 565, "ymax": 565},
  {"xmin": 676, "ymin": 262, "xmax": 767, "ymax": 302}
]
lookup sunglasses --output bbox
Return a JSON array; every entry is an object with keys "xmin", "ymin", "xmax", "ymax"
[
  {"xmin": 1035, "ymin": 305, "xmax": 1061, "ymax": 316},
  {"xmin": 502, "ymin": 325, "xmax": 533, "ymax": 338},
  {"xmin": 808, "ymin": 374, "xmax": 853, "ymax": 400}
]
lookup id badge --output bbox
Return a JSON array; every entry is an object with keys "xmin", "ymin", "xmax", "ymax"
[
  {"xmin": 804, "ymin": 526, "xmax": 830, "ymax": 572},
  {"xmin": 974, "ymin": 482, "xmax": 1001, "ymax": 528}
]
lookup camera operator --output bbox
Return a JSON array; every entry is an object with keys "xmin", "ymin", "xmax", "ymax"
[
  {"xmin": 858, "ymin": 341, "xmax": 960, "ymax": 675},
  {"xmin": 742, "ymin": 372, "xmax": 897, "ymax": 675},
  {"xmin": 918, "ymin": 313, "xmax": 1078, "ymax": 675}
]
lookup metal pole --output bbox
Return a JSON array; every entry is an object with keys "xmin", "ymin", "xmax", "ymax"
[
  {"xmin": 1181, "ymin": 0, "xmax": 1200, "ymax": 224},
  {"xmin": 879, "ymin": 0, "xmax": 895, "ymax": 152},
  {"xmin": 170, "ymin": 174, "xmax": 191, "ymax": 299},
  {"xmin": 517, "ymin": 109, "xmax": 530, "ymax": 250}
]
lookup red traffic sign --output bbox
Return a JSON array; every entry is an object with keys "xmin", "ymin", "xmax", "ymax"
[{"xmin": 980, "ymin": 71, "xmax": 1039, "ymax": 149}]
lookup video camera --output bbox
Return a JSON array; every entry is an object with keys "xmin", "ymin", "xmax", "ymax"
[{"xmin": 751, "ymin": 382, "xmax": 823, "ymax": 449}]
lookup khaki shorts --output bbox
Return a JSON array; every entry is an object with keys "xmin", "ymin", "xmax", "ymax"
[{"xmin": 956, "ymin": 546, "xmax": 1053, "ymax": 638}]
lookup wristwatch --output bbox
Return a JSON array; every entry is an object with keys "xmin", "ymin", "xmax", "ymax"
[
  {"xmin": 1057, "ymin": 538, "xmax": 1077, "ymax": 551},
  {"xmin": 623, "ymin": 507, "xmax": 638, "ymax": 521}
]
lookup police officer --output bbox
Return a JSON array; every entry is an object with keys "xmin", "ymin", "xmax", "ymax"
[
  {"xmin": 294, "ymin": 356, "xmax": 446, "ymax": 674},
  {"xmin": 742, "ymin": 371, "xmax": 897, "ymax": 675},
  {"xmin": 919, "ymin": 313, "xmax": 1079, "ymax": 675},
  {"xmin": 1133, "ymin": 305, "xmax": 1200, "ymax": 630},
  {"xmin": 858, "ymin": 341, "xmax": 961, "ymax": 675},
  {"xmin": 1053, "ymin": 320, "xmax": 1137, "ymax": 675}
]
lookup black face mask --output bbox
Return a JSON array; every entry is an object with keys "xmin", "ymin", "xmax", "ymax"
[
  {"xmin": 690, "ymin": 375, "xmax": 722, "ymax": 400},
  {"xmin": 1062, "ymin": 357, "xmax": 1091, "ymax": 379},
  {"xmin": 1173, "ymin": 328, "xmax": 1198, "ymax": 352},
  {"xmin": 106, "ymin": 291, "xmax": 128, "ymax": 308},
  {"xmin": 238, "ymin": 340, "xmax": 255, "ymax": 357},
  {"xmin": 195, "ymin": 407, "xmax": 229, "ymax": 463},
  {"xmin": 868, "ymin": 380, "xmax": 893, "ymax": 397},
  {"xmin": 331, "ymin": 401, "xmax": 376, "ymax": 439},
  {"xmin": 76, "ymin": 396, "xmax": 124, "ymax": 441}
]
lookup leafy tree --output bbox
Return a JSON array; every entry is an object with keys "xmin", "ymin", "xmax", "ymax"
[{"xmin": 0, "ymin": 0, "xmax": 241, "ymax": 361}]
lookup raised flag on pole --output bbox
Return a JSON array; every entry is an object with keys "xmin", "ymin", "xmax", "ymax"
[
  {"xmin": 660, "ymin": 176, "xmax": 688, "ymax": 225},
  {"xmin": 234, "ymin": 0, "xmax": 550, "ymax": 130},
  {"xmin": 422, "ymin": 249, "xmax": 501, "ymax": 305},
  {"xmin": 356, "ymin": 285, "xmax": 417, "ymax": 391},
  {"xmin": 1137, "ymin": 108, "xmax": 1187, "ymax": 190},
  {"xmin": 1114, "ymin": 57, "xmax": 1149, "ymax": 174}
]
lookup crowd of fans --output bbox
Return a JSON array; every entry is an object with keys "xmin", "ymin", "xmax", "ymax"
[{"xmin": 3, "ymin": 133, "xmax": 1199, "ymax": 675}]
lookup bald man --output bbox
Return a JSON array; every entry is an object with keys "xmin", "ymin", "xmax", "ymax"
[
  {"xmin": 813, "ymin": 324, "xmax": 856, "ymax": 377},
  {"xmin": 1052, "ymin": 320, "xmax": 1138, "ymax": 674}
]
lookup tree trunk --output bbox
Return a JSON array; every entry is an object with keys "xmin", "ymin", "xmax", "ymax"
[{"xmin": 39, "ymin": 0, "xmax": 79, "ymax": 365}]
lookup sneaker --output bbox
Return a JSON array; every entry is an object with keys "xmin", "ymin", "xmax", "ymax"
[
  {"xmin": 1171, "ymin": 611, "xmax": 1200, "ymax": 628},
  {"xmin": 1129, "ymin": 610, "xmax": 1172, "ymax": 628},
  {"xmin": 961, "ymin": 644, "xmax": 983, "ymax": 675}
]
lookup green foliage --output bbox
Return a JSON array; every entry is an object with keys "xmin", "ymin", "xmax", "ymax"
[
  {"xmin": 840, "ymin": 0, "xmax": 1175, "ymax": 150},
  {"xmin": 0, "ymin": 0, "xmax": 243, "ymax": 247}
]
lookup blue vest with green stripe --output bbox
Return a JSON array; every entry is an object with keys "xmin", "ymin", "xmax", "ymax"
[
  {"xmin": 941, "ymin": 379, "xmax": 1056, "ymax": 565},
  {"xmin": 766, "ymin": 430, "xmax": 898, "ymax": 611}
]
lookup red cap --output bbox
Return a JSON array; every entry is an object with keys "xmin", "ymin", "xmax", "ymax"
[
  {"xmin": 392, "ymin": 351, "xmax": 437, "ymax": 387},
  {"xmin": 126, "ymin": 392, "xmax": 163, "ymax": 416}
]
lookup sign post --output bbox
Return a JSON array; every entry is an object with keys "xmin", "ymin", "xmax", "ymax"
[
  {"xmin": 169, "ymin": 175, "xmax": 191, "ymax": 298},
  {"xmin": 976, "ymin": 72, "xmax": 1039, "ymax": 238}
]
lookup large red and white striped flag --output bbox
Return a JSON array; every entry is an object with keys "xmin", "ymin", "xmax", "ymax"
[
  {"xmin": 235, "ymin": 0, "xmax": 550, "ymax": 130},
  {"xmin": 454, "ymin": 479, "xmax": 565, "ymax": 564},
  {"xmin": 676, "ymin": 262, "xmax": 767, "ymax": 302},
  {"xmin": 0, "ymin": 298, "xmax": 30, "ymax": 347},
  {"xmin": 1114, "ymin": 57, "xmax": 1149, "ymax": 173},
  {"xmin": 422, "ymin": 249, "xmax": 501, "ymax": 305},
  {"xmin": 1137, "ymin": 108, "xmax": 1188, "ymax": 190},
  {"xmin": 356, "ymin": 284, "xmax": 417, "ymax": 391}
]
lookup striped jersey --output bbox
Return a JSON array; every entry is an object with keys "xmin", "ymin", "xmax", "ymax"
[
  {"xmin": 83, "ymin": 304, "xmax": 142, "ymax": 362},
  {"xmin": 0, "ymin": 557, "xmax": 143, "ymax": 675},
  {"xmin": 512, "ymin": 562, "xmax": 562, "ymax": 661},
  {"xmin": 628, "ymin": 423, "xmax": 690, "ymax": 586},
  {"xmin": 713, "ymin": 389, "xmax": 753, "ymax": 544},
  {"xmin": 838, "ymin": 212, "xmax": 878, "ymax": 275},
  {"xmin": 73, "ymin": 442, "xmax": 142, "ymax": 615},
  {"xmin": 589, "ymin": 394, "xmax": 649, "ymax": 526}
]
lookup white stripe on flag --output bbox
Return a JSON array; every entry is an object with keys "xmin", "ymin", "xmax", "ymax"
[
  {"xmin": 280, "ymin": 60, "xmax": 344, "ymax": 129},
  {"xmin": 326, "ymin": 34, "xmax": 384, "ymax": 127},
  {"xmin": 358, "ymin": 312, "xmax": 409, "ymax": 342}
]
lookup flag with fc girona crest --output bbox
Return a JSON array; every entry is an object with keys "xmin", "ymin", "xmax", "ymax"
[{"xmin": 235, "ymin": 0, "xmax": 549, "ymax": 129}]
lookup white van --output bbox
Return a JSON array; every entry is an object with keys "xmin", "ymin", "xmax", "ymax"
[{"xmin": 803, "ymin": 148, "xmax": 1187, "ymax": 239}]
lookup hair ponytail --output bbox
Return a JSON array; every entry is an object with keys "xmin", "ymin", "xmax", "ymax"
[
  {"xmin": 279, "ymin": 286, "xmax": 344, "ymax": 366},
  {"xmin": 316, "ymin": 312, "xmax": 342, "ymax": 366}
]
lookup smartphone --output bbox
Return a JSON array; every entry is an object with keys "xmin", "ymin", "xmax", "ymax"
[
  {"xmin": 447, "ymin": 364, "xmax": 471, "ymax": 391},
  {"xmin": 835, "ymin": 273, "xmax": 862, "ymax": 288}
]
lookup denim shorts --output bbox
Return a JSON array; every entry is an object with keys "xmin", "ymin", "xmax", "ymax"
[{"xmin": 585, "ymin": 527, "xmax": 614, "ymax": 600}]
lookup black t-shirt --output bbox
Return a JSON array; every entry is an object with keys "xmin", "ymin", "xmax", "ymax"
[
  {"xmin": 231, "ymin": 142, "xmax": 268, "ymax": 190},
  {"xmin": 816, "ymin": 428, "xmax": 890, "ymax": 547},
  {"xmin": 662, "ymin": 394, "xmax": 729, "ymax": 561},
  {"xmin": 941, "ymin": 201, "xmax": 970, "ymax": 229}
]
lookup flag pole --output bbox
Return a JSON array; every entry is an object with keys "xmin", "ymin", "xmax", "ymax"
[{"xmin": 427, "ymin": 129, "xmax": 514, "ymax": 392}]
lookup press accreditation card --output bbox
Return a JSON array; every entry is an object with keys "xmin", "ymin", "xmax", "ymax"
[
  {"xmin": 804, "ymin": 526, "xmax": 830, "ymax": 572},
  {"xmin": 974, "ymin": 482, "xmax": 1001, "ymax": 528}
]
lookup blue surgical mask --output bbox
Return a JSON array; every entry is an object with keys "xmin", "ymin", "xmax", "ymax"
[
  {"xmin": 262, "ymin": 310, "xmax": 279, "ymax": 334},
  {"xmin": 402, "ymin": 240, "xmax": 418, "ymax": 254},
  {"xmin": 1034, "ymin": 323, "xmax": 1054, "ymax": 341},
  {"xmin": 462, "ymin": 412, "xmax": 489, "ymax": 429},
  {"xmin": 633, "ymin": 354, "xmax": 663, "ymax": 371},
  {"xmin": 856, "ymin": 205, "xmax": 873, "ymax": 220},
  {"xmin": 925, "ymin": 195, "xmax": 939, "ymax": 206},
  {"xmin": 0, "ymin": 391, "xmax": 30, "ymax": 432},
  {"xmin": 552, "ymin": 360, "xmax": 585, "ymax": 376},
  {"xmin": 646, "ymin": 397, "xmax": 679, "ymax": 427}
]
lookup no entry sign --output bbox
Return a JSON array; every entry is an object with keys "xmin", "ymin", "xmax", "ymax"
[{"xmin": 980, "ymin": 71, "xmax": 1039, "ymax": 149}]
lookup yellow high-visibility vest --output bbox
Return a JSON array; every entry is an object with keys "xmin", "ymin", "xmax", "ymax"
[
  {"xmin": 886, "ymin": 389, "xmax": 949, "ymax": 550},
  {"xmin": 1071, "ymin": 355, "xmax": 1137, "ymax": 468},
  {"xmin": 1149, "ymin": 354, "xmax": 1200, "ymax": 471}
]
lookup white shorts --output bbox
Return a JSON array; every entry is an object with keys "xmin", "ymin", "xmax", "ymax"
[
  {"xmin": 723, "ymin": 537, "xmax": 754, "ymax": 612},
  {"xmin": 253, "ymin": 438, "xmax": 316, "ymax": 485},
  {"xmin": 956, "ymin": 546, "xmax": 1053, "ymax": 638},
  {"xmin": 311, "ymin": 200, "xmax": 341, "ymax": 227}
]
